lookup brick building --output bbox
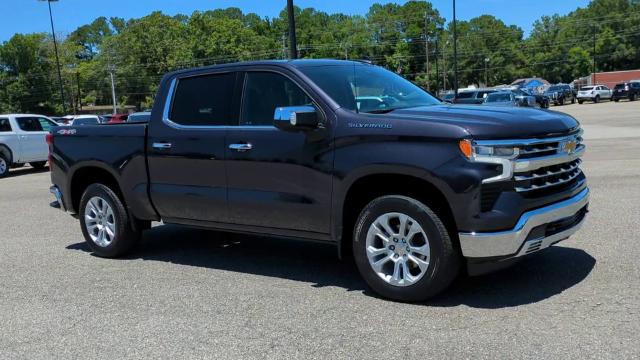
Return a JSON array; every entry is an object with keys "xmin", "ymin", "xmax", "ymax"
[{"xmin": 574, "ymin": 69, "xmax": 640, "ymax": 88}]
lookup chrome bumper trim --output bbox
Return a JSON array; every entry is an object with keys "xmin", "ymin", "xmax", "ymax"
[
  {"xmin": 459, "ymin": 187, "xmax": 589, "ymax": 258},
  {"xmin": 49, "ymin": 185, "xmax": 66, "ymax": 211},
  {"xmin": 514, "ymin": 145, "xmax": 585, "ymax": 172}
]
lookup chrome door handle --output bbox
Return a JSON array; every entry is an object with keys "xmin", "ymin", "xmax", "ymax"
[
  {"xmin": 152, "ymin": 142, "xmax": 172, "ymax": 149},
  {"xmin": 229, "ymin": 143, "xmax": 252, "ymax": 152}
]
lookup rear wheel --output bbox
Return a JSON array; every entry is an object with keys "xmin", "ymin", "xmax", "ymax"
[
  {"xmin": 30, "ymin": 161, "xmax": 47, "ymax": 169},
  {"xmin": 631, "ymin": 94, "xmax": 637, "ymax": 101},
  {"xmin": 0, "ymin": 153, "xmax": 9, "ymax": 178},
  {"xmin": 571, "ymin": 96, "xmax": 576, "ymax": 104},
  {"xmin": 559, "ymin": 96, "xmax": 565, "ymax": 106},
  {"xmin": 578, "ymin": 100, "xmax": 584, "ymax": 104},
  {"xmin": 594, "ymin": 95, "xmax": 600, "ymax": 103},
  {"xmin": 353, "ymin": 195, "xmax": 459, "ymax": 302},
  {"xmin": 79, "ymin": 183, "xmax": 141, "ymax": 257}
]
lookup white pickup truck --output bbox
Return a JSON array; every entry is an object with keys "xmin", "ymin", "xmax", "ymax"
[{"xmin": 0, "ymin": 114, "xmax": 58, "ymax": 177}]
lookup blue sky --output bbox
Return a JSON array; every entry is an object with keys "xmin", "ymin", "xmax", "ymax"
[{"xmin": 1, "ymin": 0, "xmax": 591, "ymax": 42}]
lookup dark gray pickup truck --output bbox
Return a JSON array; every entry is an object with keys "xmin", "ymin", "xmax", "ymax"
[{"xmin": 48, "ymin": 60, "xmax": 589, "ymax": 301}]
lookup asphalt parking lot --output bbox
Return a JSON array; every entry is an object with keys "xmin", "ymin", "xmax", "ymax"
[{"xmin": 1, "ymin": 100, "xmax": 638, "ymax": 359}]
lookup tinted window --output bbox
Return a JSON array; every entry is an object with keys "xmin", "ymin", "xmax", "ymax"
[
  {"xmin": 632, "ymin": 83, "xmax": 640, "ymax": 88},
  {"xmin": 170, "ymin": 72, "xmax": 236, "ymax": 126},
  {"xmin": 456, "ymin": 92, "xmax": 474, "ymax": 99},
  {"xmin": 128, "ymin": 113, "xmax": 151, "ymax": 123},
  {"xmin": 486, "ymin": 93, "xmax": 512, "ymax": 102},
  {"xmin": 16, "ymin": 117, "xmax": 44, "ymax": 132},
  {"xmin": 476, "ymin": 91, "xmax": 494, "ymax": 98},
  {"xmin": 241, "ymin": 72, "xmax": 312, "ymax": 126},
  {"xmin": 0, "ymin": 118, "xmax": 11, "ymax": 132}
]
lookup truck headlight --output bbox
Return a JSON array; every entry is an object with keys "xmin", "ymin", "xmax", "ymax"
[{"xmin": 459, "ymin": 139, "xmax": 518, "ymax": 183}]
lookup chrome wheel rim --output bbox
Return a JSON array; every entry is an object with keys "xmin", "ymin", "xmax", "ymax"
[
  {"xmin": 0, "ymin": 158, "xmax": 7, "ymax": 174},
  {"xmin": 84, "ymin": 196, "xmax": 116, "ymax": 247},
  {"xmin": 365, "ymin": 212, "xmax": 430, "ymax": 287}
]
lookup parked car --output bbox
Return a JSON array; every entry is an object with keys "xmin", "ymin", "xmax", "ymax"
[
  {"xmin": 577, "ymin": 85, "xmax": 612, "ymax": 103},
  {"xmin": 106, "ymin": 113, "xmax": 129, "ymax": 124},
  {"xmin": 0, "ymin": 114, "xmax": 58, "ymax": 177},
  {"xmin": 452, "ymin": 89, "xmax": 497, "ymax": 104},
  {"xmin": 482, "ymin": 91, "xmax": 537, "ymax": 107},
  {"xmin": 51, "ymin": 116, "xmax": 74, "ymax": 125},
  {"xmin": 70, "ymin": 115, "xmax": 101, "ymax": 126},
  {"xmin": 127, "ymin": 112, "xmax": 151, "ymax": 123},
  {"xmin": 48, "ymin": 60, "xmax": 589, "ymax": 301},
  {"xmin": 543, "ymin": 84, "xmax": 575, "ymax": 106},
  {"xmin": 514, "ymin": 88, "xmax": 550, "ymax": 108},
  {"xmin": 611, "ymin": 82, "xmax": 640, "ymax": 102}
]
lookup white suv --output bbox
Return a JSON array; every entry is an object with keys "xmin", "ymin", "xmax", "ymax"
[
  {"xmin": 0, "ymin": 114, "xmax": 58, "ymax": 177},
  {"xmin": 577, "ymin": 85, "xmax": 612, "ymax": 104}
]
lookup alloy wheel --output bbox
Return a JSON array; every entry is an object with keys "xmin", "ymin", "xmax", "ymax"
[
  {"xmin": 84, "ymin": 196, "xmax": 117, "ymax": 247},
  {"xmin": 365, "ymin": 212, "xmax": 430, "ymax": 287}
]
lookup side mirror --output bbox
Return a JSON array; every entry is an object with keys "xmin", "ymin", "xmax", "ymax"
[{"xmin": 273, "ymin": 105, "xmax": 319, "ymax": 131}]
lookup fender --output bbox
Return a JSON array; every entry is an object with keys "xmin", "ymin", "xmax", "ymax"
[
  {"xmin": 331, "ymin": 163, "xmax": 457, "ymax": 258},
  {"xmin": 0, "ymin": 143, "xmax": 14, "ymax": 164}
]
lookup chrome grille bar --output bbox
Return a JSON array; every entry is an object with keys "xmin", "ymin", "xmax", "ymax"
[
  {"xmin": 515, "ymin": 169, "xmax": 583, "ymax": 192},
  {"xmin": 514, "ymin": 159, "xmax": 582, "ymax": 181}
]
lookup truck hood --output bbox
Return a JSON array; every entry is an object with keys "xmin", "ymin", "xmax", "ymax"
[{"xmin": 384, "ymin": 104, "xmax": 580, "ymax": 139}]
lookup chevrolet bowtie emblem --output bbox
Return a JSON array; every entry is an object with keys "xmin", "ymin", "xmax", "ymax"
[{"xmin": 562, "ymin": 140, "xmax": 577, "ymax": 154}]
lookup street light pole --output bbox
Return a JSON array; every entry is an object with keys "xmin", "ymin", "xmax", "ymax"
[
  {"xmin": 484, "ymin": 58, "xmax": 489, "ymax": 86},
  {"xmin": 424, "ymin": 12, "xmax": 430, "ymax": 90},
  {"xmin": 453, "ymin": 0, "xmax": 458, "ymax": 97},
  {"xmin": 40, "ymin": 0, "xmax": 66, "ymax": 114}
]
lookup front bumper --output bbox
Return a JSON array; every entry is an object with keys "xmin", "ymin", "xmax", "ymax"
[{"xmin": 459, "ymin": 187, "xmax": 589, "ymax": 261}]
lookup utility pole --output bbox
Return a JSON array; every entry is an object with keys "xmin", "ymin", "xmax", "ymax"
[
  {"xmin": 453, "ymin": 0, "xmax": 458, "ymax": 97},
  {"xmin": 443, "ymin": 40, "xmax": 448, "ymax": 92},
  {"xmin": 287, "ymin": 0, "xmax": 298, "ymax": 59},
  {"xmin": 424, "ymin": 12, "xmax": 430, "ymax": 90},
  {"xmin": 40, "ymin": 0, "xmax": 66, "ymax": 114},
  {"xmin": 434, "ymin": 29, "xmax": 440, "ymax": 94},
  {"xmin": 108, "ymin": 66, "xmax": 117, "ymax": 114},
  {"xmin": 592, "ymin": 24, "xmax": 597, "ymax": 85}
]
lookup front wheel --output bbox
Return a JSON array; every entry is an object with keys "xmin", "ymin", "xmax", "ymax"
[
  {"xmin": 578, "ymin": 100, "xmax": 584, "ymax": 104},
  {"xmin": 594, "ymin": 95, "xmax": 600, "ymax": 103},
  {"xmin": 79, "ymin": 183, "xmax": 141, "ymax": 257},
  {"xmin": 559, "ymin": 96, "xmax": 564, "ymax": 106},
  {"xmin": 353, "ymin": 195, "xmax": 459, "ymax": 302}
]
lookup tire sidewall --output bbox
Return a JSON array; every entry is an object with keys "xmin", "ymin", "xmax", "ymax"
[
  {"xmin": 79, "ymin": 183, "xmax": 136, "ymax": 257},
  {"xmin": 352, "ymin": 196, "xmax": 457, "ymax": 301},
  {"xmin": 0, "ymin": 153, "xmax": 9, "ymax": 178}
]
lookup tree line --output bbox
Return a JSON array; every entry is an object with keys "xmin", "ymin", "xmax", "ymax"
[{"xmin": 0, "ymin": 0, "xmax": 638, "ymax": 114}]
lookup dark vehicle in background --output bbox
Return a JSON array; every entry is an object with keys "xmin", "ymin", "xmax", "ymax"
[
  {"xmin": 482, "ymin": 91, "xmax": 537, "ymax": 107},
  {"xmin": 612, "ymin": 82, "xmax": 639, "ymax": 102},
  {"xmin": 514, "ymin": 88, "xmax": 549, "ymax": 108},
  {"xmin": 47, "ymin": 60, "xmax": 589, "ymax": 302},
  {"xmin": 70, "ymin": 115, "xmax": 101, "ymax": 126},
  {"xmin": 441, "ymin": 92, "xmax": 455, "ymax": 103},
  {"xmin": 452, "ymin": 89, "xmax": 497, "ymax": 104},
  {"xmin": 544, "ymin": 84, "xmax": 575, "ymax": 106}
]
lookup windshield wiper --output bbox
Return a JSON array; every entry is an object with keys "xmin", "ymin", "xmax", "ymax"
[{"xmin": 363, "ymin": 106, "xmax": 417, "ymax": 114}]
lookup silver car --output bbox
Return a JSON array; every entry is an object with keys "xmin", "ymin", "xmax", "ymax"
[{"xmin": 577, "ymin": 85, "xmax": 612, "ymax": 104}]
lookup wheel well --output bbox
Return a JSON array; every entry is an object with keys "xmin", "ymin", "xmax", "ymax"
[
  {"xmin": 340, "ymin": 174, "xmax": 459, "ymax": 259},
  {"xmin": 0, "ymin": 144, "xmax": 13, "ymax": 164},
  {"xmin": 70, "ymin": 167, "xmax": 124, "ymax": 213}
]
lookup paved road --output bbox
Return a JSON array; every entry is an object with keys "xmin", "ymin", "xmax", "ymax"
[{"xmin": 1, "ymin": 101, "xmax": 638, "ymax": 359}]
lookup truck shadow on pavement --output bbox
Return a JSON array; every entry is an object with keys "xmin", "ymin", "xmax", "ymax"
[{"xmin": 66, "ymin": 224, "xmax": 596, "ymax": 308}]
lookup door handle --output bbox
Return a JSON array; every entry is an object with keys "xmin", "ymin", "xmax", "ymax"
[
  {"xmin": 152, "ymin": 142, "xmax": 172, "ymax": 150},
  {"xmin": 229, "ymin": 143, "xmax": 253, "ymax": 152}
]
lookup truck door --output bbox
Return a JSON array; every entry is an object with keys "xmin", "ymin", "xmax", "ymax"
[
  {"xmin": 14, "ymin": 117, "xmax": 49, "ymax": 162},
  {"xmin": 147, "ymin": 71, "xmax": 241, "ymax": 223},
  {"xmin": 225, "ymin": 70, "xmax": 334, "ymax": 235}
]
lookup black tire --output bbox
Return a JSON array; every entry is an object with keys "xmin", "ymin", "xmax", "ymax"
[
  {"xmin": 79, "ymin": 183, "xmax": 141, "ymax": 257},
  {"xmin": 594, "ymin": 95, "xmax": 600, "ymax": 103},
  {"xmin": 614, "ymin": 98, "xmax": 620, "ymax": 102},
  {"xmin": 30, "ymin": 161, "xmax": 47, "ymax": 169},
  {"xmin": 571, "ymin": 97, "xmax": 575, "ymax": 104},
  {"xmin": 0, "ymin": 152, "xmax": 9, "ymax": 178},
  {"xmin": 631, "ymin": 94, "xmax": 636, "ymax": 101},
  {"xmin": 352, "ymin": 195, "xmax": 460, "ymax": 302},
  {"xmin": 559, "ymin": 96, "xmax": 564, "ymax": 106},
  {"xmin": 578, "ymin": 100, "xmax": 583, "ymax": 104}
]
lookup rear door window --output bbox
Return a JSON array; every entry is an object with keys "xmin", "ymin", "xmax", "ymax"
[
  {"xmin": 16, "ymin": 117, "xmax": 44, "ymax": 132},
  {"xmin": 0, "ymin": 118, "xmax": 11, "ymax": 132},
  {"xmin": 37, "ymin": 118, "xmax": 57, "ymax": 132},
  {"xmin": 170, "ymin": 72, "xmax": 238, "ymax": 126},
  {"xmin": 456, "ymin": 92, "xmax": 474, "ymax": 99}
]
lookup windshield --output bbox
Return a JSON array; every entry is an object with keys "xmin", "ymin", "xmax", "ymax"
[
  {"xmin": 299, "ymin": 63, "xmax": 440, "ymax": 113},
  {"xmin": 548, "ymin": 86, "xmax": 561, "ymax": 91},
  {"xmin": 485, "ymin": 93, "xmax": 512, "ymax": 102}
]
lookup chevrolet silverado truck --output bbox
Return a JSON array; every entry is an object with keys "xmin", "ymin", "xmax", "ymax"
[{"xmin": 48, "ymin": 60, "xmax": 589, "ymax": 301}]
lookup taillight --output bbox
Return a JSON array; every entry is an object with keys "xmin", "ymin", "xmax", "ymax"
[
  {"xmin": 46, "ymin": 133, "xmax": 54, "ymax": 166},
  {"xmin": 46, "ymin": 133, "xmax": 54, "ymax": 145}
]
